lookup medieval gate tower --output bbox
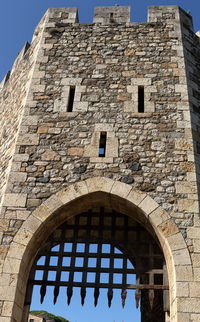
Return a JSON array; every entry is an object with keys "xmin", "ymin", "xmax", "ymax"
[{"xmin": 0, "ymin": 5, "xmax": 200, "ymax": 322}]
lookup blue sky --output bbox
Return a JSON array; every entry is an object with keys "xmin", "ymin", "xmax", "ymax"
[
  {"xmin": 0, "ymin": 0, "xmax": 200, "ymax": 81},
  {"xmin": 31, "ymin": 243, "xmax": 141, "ymax": 322}
]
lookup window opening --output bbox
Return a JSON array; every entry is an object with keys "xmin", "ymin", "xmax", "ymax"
[
  {"xmin": 138, "ymin": 86, "xmax": 144, "ymax": 113},
  {"xmin": 99, "ymin": 132, "xmax": 107, "ymax": 157},
  {"xmin": 67, "ymin": 86, "xmax": 75, "ymax": 112},
  {"xmin": 110, "ymin": 12, "xmax": 114, "ymax": 22},
  {"xmin": 27, "ymin": 209, "xmax": 168, "ymax": 322}
]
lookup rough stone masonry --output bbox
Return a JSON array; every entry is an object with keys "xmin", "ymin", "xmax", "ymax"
[{"xmin": 0, "ymin": 5, "xmax": 200, "ymax": 321}]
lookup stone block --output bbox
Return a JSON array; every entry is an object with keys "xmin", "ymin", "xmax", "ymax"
[
  {"xmin": 176, "ymin": 282, "xmax": 189, "ymax": 297},
  {"xmin": 33, "ymin": 203, "xmax": 52, "ymax": 222},
  {"xmin": 173, "ymin": 248, "xmax": 191, "ymax": 266},
  {"xmin": 167, "ymin": 233, "xmax": 186, "ymax": 251},
  {"xmin": 13, "ymin": 228, "xmax": 33, "ymax": 246},
  {"xmin": 68, "ymin": 147, "xmax": 84, "ymax": 156},
  {"xmin": 86, "ymin": 177, "xmax": 113, "ymax": 194},
  {"xmin": 138, "ymin": 196, "xmax": 159, "ymax": 215},
  {"xmin": 124, "ymin": 101, "xmax": 135, "ymax": 112},
  {"xmin": 175, "ymin": 138, "xmax": 192, "ymax": 150},
  {"xmin": 176, "ymin": 265, "xmax": 193, "ymax": 282},
  {"xmin": 61, "ymin": 78, "xmax": 82, "ymax": 86},
  {"xmin": 131, "ymin": 78, "xmax": 152, "ymax": 85},
  {"xmin": 106, "ymin": 137, "xmax": 118, "ymax": 158},
  {"xmin": 94, "ymin": 123, "xmax": 114, "ymax": 132},
  {"xmin": 3, "ymin": 257, "xmax": 21, "ymax": 274},
  {"xmin": 175, "ymin": 182, "xmax": 197, "ymax": 194},
  {"xmin": 191, "ymin": 314, "xmax": 200, "ymax": 321},
  {"xmin": 0, "ymin": 286, "xmax": 16, "ymax": 301},
  {"xmin": 187, "ymin": 228, "xmax": 200, "ymax": 240},
  {"xmin": 22, "ymin": 215, "xmax": 42, "ymax": 233},
  {"xmin": 21, "ymin": 115, "xmax": 39, "ymax": 126},
  {"xmin": 56, "ymin": 181, "xmax": 89, "ymax": 205},
  {"xmin": 149, "ymin": 208, "xmax": 170, "ymax": 227},
  {"xmin": 90, "ymin": 157, "xmax": 113, "ymax": 163},
  {"xmin": 84, "ymin": 146, "xmax": 98, "ymax": 157},
  {"xmin": 13, "ymin": 154, "xmax": 29, "ymax": 162},
  {"xmin": 177, "ymin": 298, "xmax": 200, "ymax": 313},
  {"xmin": 8, "ymin": 243, "xmax": 26, "ymax": 260},
  {"xmin": 17, "ymin": 134, "xmax": 39, "ymax": 145},
  {"xmin": 41, "ymin": 149, "xmax": 60, "ymax": 161},
  {"xmin": 73, "ymin": 101, "xmax": 88, "ymax": 112},
  {"xmin": 111, "ymin": 181, "xmax": 132, "ymax": 199},
  {"xmin": 3, "ymin": 194, "xmax": 27, "ymax": 207},
  {"xmin": 190, "ymin": 282, "xmax": 200, "ymax": 297},
  {"xmin": 192, "ymin": 254, "xmax": 200, "ymax": 268},
  {"xmin": 9, "ymin": 172, "xmax": 27, "ymax": 183},
  {"xmin": 126, "ymin": 188, "xmax": 146, "ymax": 206},
  {"xmin": 177, "ymin": 199, "xmax": 199, "ymax": 213},
  {"xmin": 175, "ymin": 84, "xmax": 188, "ymax": 93},
  {"xmin": 158, "ymin": 219, "xmax": 179, "ymax": 237},
  {"xmin": 43, "ymin": 195, "xmax": 64, "ymax": 213}
]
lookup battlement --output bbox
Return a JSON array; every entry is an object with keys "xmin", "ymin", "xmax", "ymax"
[
  {"xmin": 93, "ymin": 6, "xmax": 130, "ymax": 24},
  {"xmin": 0, "ymin": 5, "xmax": 196, "ymax": 89}
]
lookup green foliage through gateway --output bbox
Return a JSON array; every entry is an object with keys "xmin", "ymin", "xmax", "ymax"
[{"xmin": 30, "ymin": 310, "xmax": 69, "ymax": 322}]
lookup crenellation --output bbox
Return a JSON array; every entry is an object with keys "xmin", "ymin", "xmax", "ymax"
[
  {"xmin": 10, "ymin": 42, "xmax": 31, "ymax": 78},
  {"xmin": 93, "ymin": 6, "xmax": 130, "ymax": 24},
  {"xmin": 0, "ymin": 71, "xmax": 10, "ymax": 90}
]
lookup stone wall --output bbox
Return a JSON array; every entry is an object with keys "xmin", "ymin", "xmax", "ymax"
[
  {"xmin": 0, "ymin": 5, "xmax": 200, "ymax": 321},
  {"xmin": 1, "ymin": 6, "xmax": 195, "ymax": 234}
]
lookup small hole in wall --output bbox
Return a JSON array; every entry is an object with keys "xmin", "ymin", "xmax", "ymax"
[
  {"xmin": 138, "ymin": 86, "xmax": 144, "ymax": 113},
  {"xmin": 67, "ymin": 86, "xmax": 75, "ymax": 112},
  {"xmin": 99, "ymin": 132, "xmax": 107, "ymax": 157},
  {"xmin": 110, "ymin": 12, "xmax": 114, "ymax": 22}
]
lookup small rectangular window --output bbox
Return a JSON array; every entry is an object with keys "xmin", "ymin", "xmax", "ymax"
[
  {"xmin": 67, "ymin": 86, "xmax": 75, "ymax": 112},
  {"xmin": 99, "ymin": 132, "xmax": 107, "ymax": 157},
  {"xmin": 110, "ymin": 12, "xmax": 114, "ymax": 22},
  {"xmin": 138, "ymin": 86, "xmax": 144, "ymax": 113}
]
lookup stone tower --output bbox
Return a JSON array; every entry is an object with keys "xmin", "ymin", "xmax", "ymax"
[{"xmin": 0, "ymin": 5, "xmax": 200, "ymax": 322}]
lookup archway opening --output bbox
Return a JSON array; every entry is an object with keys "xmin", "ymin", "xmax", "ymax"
[{"xmin": 25, "ymin": 206, "xmax": 169, "ymax": 322}]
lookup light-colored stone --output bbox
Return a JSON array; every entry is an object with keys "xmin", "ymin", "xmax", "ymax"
[
  {"xmin": 3, "ymin": 193, "xmax": 27, "ymax": 207},
  {"xmin": 17, "ymin": 134, "xmax": 39, "ymax": 145},
  {"xmin": 138, "ymin": 196, "xmax": 159, "ymax": 215}
]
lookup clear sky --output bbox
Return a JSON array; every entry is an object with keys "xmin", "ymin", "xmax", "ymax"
[{"xmin": 0, "ymin": 0, "xmax": 200, "ymax": 81}]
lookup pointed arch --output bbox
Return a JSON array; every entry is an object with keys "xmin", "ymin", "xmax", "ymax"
[{"xmin": 3, "ymin": 177, "xmax": 192, "ymax": 321}]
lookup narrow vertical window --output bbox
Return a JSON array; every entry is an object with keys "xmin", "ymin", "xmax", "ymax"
[
  {"xmin": 99, "ymin": 132, "xmax": 107, "ymax": 157},
  {"xmin": 138, "ymin": 86, "xmax": 144, "ymax": 113},
  {"xmin": 67, "ymin": 86, "xmax": 75, "ymax": 112},
  {"xmin": 110, "ymin": 12, "xmax": 114, "ymax": 22}
]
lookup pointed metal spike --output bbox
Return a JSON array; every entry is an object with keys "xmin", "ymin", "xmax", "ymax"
[
  {"xmin": 94, "ymin": 287, "xmax": 100, "ymax": 307},
  {"xmin": 149, "ymin": 289, "xmax": 154, "ymax": 310},
  {"xmin": 121, "ymin": 289, "xmax": 127, "ymax": 308},
  {"xmin": 107, "ymin": 289, "xmax": 113, "ymax": 308},
  {"xmin": 53, "ymin": 286, "xmax": 59, "ymax": 304},
  {"xmin": 67, "ymin": 286, "xmax": 73, "ymax": 305},
  {"xmin": 40, "ymin": 285, "xmax": 46, "ymax": 304},
  {"xmin": 135, "ymin": 289, "xmax": 141, "ymax": 309},
  {"xmin": 80, "ymin": 287, "xmax": 86, "ymax": 306}
]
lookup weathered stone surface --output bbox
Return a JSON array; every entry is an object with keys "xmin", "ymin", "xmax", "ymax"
[{"xmin": 0, "ymin": 4, "xmax": 200, "ymax": 321}]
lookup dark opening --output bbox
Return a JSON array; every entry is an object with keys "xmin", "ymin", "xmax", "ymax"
[
  {"xmin": 99, "ymin": 132, "xmax": 107, "ymax": 157},
  {"xmin": 138, "ymin": 86, "xmax": 144, "ymax": 113},
  {"xmin": 110, "ymin": 12, "xmax": 114, "ymax": 22},
  {"xmin": 67, "ymin": 86, "xmax": 75, "ymax": 112}
]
